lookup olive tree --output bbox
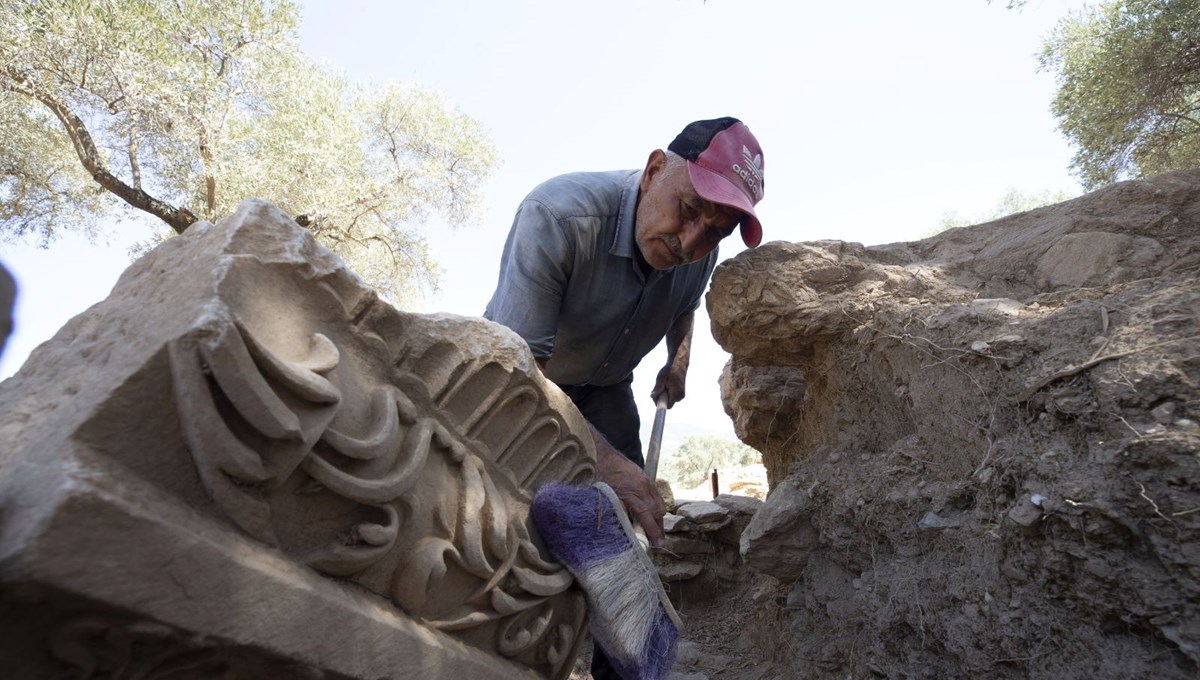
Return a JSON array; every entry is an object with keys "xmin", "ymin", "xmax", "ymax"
[
  {"xmin": 0, "ymin": 0, "xmax": 496, "ymax": 303},
  {"xmin": 934, "ymin": 187, "xmax": 1076, "ymax": 234},
  {"xmin": 661, "ymin": 435, "xmax": 760, "ymax": 488},
  {"xmin": 1040, "ymin": 0, "xmax": 1200, "ymax": 188}
]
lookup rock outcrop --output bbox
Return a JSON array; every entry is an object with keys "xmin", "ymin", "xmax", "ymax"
[
  {"xmin": 0, "ymin": 200, "xmax": 595, "ymax": 679},
  {"xmin": 708, "ymin": 170, "xmax": 1200, "ymax": 678},
  {"xmin": 739, "ymin": 477, "xmax": 819, "ymax": 582}
]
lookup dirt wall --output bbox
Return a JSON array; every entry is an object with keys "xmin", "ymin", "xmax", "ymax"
[{"xmin": 708, "ymin": 170, "xmax": 1200, "ymax": 678}]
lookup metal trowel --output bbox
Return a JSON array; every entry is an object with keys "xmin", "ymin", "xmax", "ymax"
[{"xmin": 644, "ymin": 393, "xmax": 669, "ymax": 482}]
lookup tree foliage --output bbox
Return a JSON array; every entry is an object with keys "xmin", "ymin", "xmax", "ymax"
[
  {"xmin": 660, "ymin": 434, "xmax": 760, "ymax": 488},
  {"xmin": 935, "ymin": 186, "xmax": 1076, "ymax": 233},
  {"xmin": 0, "ymin": 0, "xmax": 497, "ymax": 303},
  {"xmin": 1040, "ymin": 0, "xmax": 1200, "ymax": 189}
]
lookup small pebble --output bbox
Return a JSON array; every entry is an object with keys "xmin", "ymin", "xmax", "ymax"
[
  {"xmin": 1135, "ymin": 422, "xmax": 1165, "ymax": 435},
  {"xmin": 1151, "ymin": 402, "xmax": 1177, "ymax": 425},
  {"xmin": 918, "ymin": 511, "xmax": 960, "ymax": 529},
  {"xmin": 1007, "ymin": 498, "xmax": 1042, "ymax": 527}
]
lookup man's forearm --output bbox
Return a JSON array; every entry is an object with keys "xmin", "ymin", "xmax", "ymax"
[
  {"xmin": 653, "ymin": 310, "xmax": 694, "ymax": 406},
  {"xmin": 664, "ymin": 310, "xmax": 694, "ymax": 373},
  {"xmin": 531, "ymin": 356, "xmax": 665, "ymax": 545},
  {"xmin": 587, "ymin": 421, "xmax": 666, "ymax": 546}
]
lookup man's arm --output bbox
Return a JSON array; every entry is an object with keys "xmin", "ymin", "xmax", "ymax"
[
  {"xmin": 590, "ymin": 423, "xmax": 667, "ymax": 547},
  {"xmin": 485, "ymin": 200, "xmax": 572, "ymax": 359},
  {"xmin": 651, "ymin": 309, "xmax": 694, "ymax": 407},
  {"xmin": 535, "ymin": 359, "xmax": 667, "ymax": 547}
]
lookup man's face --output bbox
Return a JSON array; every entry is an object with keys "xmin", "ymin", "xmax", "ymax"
[{"xmin": 635, "ymin": 150, "xmax": 741, "ymax": 271}]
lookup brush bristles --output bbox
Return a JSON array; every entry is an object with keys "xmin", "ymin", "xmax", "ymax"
[
  {"xmin": 531, "ymin": 483, "xmax": 679, "ymax": 680},
  {"xmin": 578, "ymin": 547, "xmax": 678, "ymax": 679}
]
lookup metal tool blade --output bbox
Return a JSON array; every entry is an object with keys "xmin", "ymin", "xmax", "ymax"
[{"xmin": 644, "ymin": 394, "xmax": 669, "ymax": 481}]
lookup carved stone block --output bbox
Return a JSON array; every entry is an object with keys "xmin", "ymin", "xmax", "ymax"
[{"xmin": 0, "ymin": 200, "xmax": 595, "ymax": 679}]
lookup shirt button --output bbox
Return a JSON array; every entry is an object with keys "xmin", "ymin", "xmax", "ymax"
[
  {"xmin": 602, "ymin": 362, "xmax": 609, "ymax": 367},
  {"xmin": 623, "ymin": 328, "xmax": 630, "ymax": 334}
]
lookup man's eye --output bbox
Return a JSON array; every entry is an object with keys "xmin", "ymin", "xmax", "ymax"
[{"xmin": 679, "ymin": 201, "xmax": 695, "ymax": 219}]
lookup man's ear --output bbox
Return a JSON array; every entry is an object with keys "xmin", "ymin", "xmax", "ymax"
[{"xmin": 639, "ymin": 149, "xmax": 667, "ymax": 193}]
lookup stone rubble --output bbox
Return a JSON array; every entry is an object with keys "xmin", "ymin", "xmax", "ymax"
[{"xmin": 653, "ymin": 493, "xmax": 762, "ymax": 590}]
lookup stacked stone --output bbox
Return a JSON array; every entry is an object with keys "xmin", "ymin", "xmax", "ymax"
[{"xmin": 652, "ymin": 494, "xmax": 763, "ymax": 588}]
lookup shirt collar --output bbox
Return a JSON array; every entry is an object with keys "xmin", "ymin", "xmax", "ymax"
[{"xmin": 610, "ymin": 170, "xmax": 641, "ymax": 258}]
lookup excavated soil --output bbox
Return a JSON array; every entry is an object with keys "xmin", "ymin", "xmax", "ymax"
[{"xmin": 706, "ymin": 171, "xmax": 1200, "ymax": 679}]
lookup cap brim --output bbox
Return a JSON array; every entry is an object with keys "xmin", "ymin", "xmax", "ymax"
[{"xmin": 687, "ymin": 162, "xmax": 763, "ymax": 248}]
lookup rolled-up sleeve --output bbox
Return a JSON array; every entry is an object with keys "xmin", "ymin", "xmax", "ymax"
[{"xmin": 484, "ymin": 199, "xmax": 573, "ymax": 358}]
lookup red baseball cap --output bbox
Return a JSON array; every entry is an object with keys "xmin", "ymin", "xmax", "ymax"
[{"xmin": 668, "ymin": 117, "xmax": 765, "ymax": 248}]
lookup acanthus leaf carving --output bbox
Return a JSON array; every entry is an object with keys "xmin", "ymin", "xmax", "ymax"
[{"xmin": 169, "ymin": 292, "xmax": 593, "ymax": 678}]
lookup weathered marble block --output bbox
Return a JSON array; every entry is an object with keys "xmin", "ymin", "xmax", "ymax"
[{"xmin": 0, "ymin": 200, "xmax": 595, "ymax": 679}]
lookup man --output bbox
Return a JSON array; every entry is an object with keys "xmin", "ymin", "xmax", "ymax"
[
  {"xmin": 0, "ymin": 262, "xmax": 14, "ymax": 360},
  {"xmin": 484, "ymin": 117, "xmax": 764, "ymax": 677}
]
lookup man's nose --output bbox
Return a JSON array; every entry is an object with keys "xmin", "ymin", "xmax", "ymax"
[{"xmin": 678, "ymin": 220, "xmax": 705, "ymax": 261}]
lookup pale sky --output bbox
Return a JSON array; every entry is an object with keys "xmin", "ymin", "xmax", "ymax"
[{"xmin": 0, "ymin": 0, "xmax": 1087, "ymax": 449}]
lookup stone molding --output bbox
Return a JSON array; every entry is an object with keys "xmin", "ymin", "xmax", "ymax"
[{"xmin": 0, "ymin": 199, "xmax": 595, "ymax": 679}]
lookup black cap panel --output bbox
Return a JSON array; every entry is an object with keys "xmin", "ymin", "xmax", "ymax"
[{"xmin": 667, "ymin": 117, "xmax": 742, "ymax": 161}]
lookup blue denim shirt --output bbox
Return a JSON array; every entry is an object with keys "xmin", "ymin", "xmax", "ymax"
[{"xmin": 484, "ymin": 170, "xmax": 719, "ymax": 387}]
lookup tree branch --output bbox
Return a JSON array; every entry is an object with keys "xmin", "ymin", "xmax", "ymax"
[
  {"xmin": 1159, "ymin": 111, "xmax": 1200, "ymax": 130},
  {"xmin": 3, "ymin": 70, "xmax": 198, "ymax": 233},
  {"xmin": 128, "ymin": 132, "xmax": 142, "ymax": 190},
  {"xmin": 196, "ymin": 127, "xmax": 216, "ymax": 218}
]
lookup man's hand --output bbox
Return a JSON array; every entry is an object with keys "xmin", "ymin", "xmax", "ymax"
[
  {"xmin": 593, "ymin": 434, "xmax": 666, "ymax": 547},
  {"xmin": 651, "ymin": 362, "xmax": 687, "ymax": 407}
]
